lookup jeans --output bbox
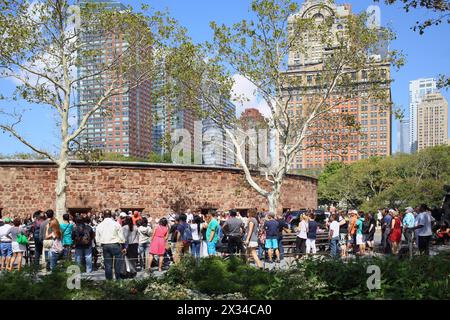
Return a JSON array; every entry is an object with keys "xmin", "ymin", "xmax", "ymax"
[
  {"xmin": 418, "ymin": 236, "xmax": 431, "ymax": 256},
  {"xmin": 278, "ymin": 237, "xmax": 284, "ymax": 259},
  {"xmin": 329, "ymin": 236, "xmax": 341, "ymax": 258},
  {"xmin": 381, "ymin": 228, "xmax": 392, "ymax": 254},
  {"xmin": 34, "ymin": 238, "xmax": 43, "ymax": 267},
  {"xmin": 138, "ymin": 243, "xmax": 149, "ymax": 268},
  {"xmin": 75, "ymin": 247, "xmax": 93, "ymax": 273},
  {"xmin": 404, "ymin": 228, "xmax": 414, "ymax": 258},
  {"xmin": 102, "ymin": 243, "xmax": 122, "ymax": 280},
  {"xmin": 49, "ymin": 251, "xmax": 62, "ymax": 271},
  {"xmin": 191, "ymin": 240, "xmax": 201, "ymax": 259},
  {"xmin": 227, "ymin": 235, "xmax": 244, "ymax": 256}
]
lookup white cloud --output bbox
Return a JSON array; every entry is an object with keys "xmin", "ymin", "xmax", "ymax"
[{"xmin": 231, "ymin": 74, "xmax": 271, "ymax": 118}]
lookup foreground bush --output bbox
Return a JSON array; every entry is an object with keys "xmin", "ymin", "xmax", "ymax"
[{"xmin": 0, "ymin": 253, "xmax": 448, "ymax": 300}]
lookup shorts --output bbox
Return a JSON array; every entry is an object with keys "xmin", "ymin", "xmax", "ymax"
[
  {"xmin": 339, "ymin": 234, "xmax": 347, "ymax": 246},
  {"xmin": 356, "ymin": 234, "xmax": 364, "ymax": 245},
  {"xmin": 364, "ymin": 233, "xmax": 374, "ymax": 242},
  {"xmin": 0, "ymin": 242, "xmax": 13, "ymax": 257},
  {"xmin": 265, "ymin": 238, "xmax": 278, "ymax": 249},
  {"xmin": 207, "ymin": 242, "xmax": 217, "ymax": 255},
  {"xmin": 12, "ymin": 241, "xmax": 26, "ymax": 253},
  {"xmin": 247, "ymin": 241, "xmax": 258, "ymax": 248}
]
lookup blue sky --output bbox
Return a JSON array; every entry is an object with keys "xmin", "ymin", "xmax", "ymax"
[{"xmin": 0, "ymin": 0, "xmax": 449, "ymax": 155}]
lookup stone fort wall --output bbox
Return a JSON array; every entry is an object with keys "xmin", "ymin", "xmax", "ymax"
[{"xmin": 0, "ymin": 160, "xmax": 317, "ymax": 217}]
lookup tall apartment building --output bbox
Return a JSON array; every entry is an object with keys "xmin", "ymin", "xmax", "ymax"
[
  {"xmin": 409, "ymin": 78, "xmax": 438, "ymax": 153},
  {"xmin": 396, "ymin": 118, "xmax": 410, "ymax": 154},
  {"xmin": 202, "ymin": 99, "xmax": 236, "ymax": 166},
  {"xmin": 77, "ymin": 0, "xmax": 152, "ymax": 158},
  {"xmin": 238, "ymin": 108, "xmax": 271, "ymax": 168},
  {"xmin": 417, "ymin": 92, "xmax": 449, "ymax": 151},
  {"xmin": 285, "ymin": 0, "xmax": 392, "ymax": 170}
]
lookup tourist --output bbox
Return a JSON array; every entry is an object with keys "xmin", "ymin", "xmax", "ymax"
[
  {"xmin": 222, "ymin": 209, "xmax": 245, "ymax": 256},
  {"xmin": 264, "ymin": 212, "xmax": 280, "ymax": 263},
  {"xmin": 40, "ymin": 209, "xmax": 55, "ymax": 270},
  {"xmin": 365, "ymin": 213, "xmax": 376, "ymax": 253},
  {"xmin": 295, "ymin": 214, "xmax": 308, "ymax": 256},
  {"xmin": 355, "ymin": 211, "xmax": 366, "ymax": 256},
  {"xmin": 173, "ymin": 213, "xmax": 190, "ymax": 263},
  {"xmin": 122, "ymin": 216, "xmax": 139, "ymax": 278},
  {"xmin": 60, "ymin": 213, "xmax": 73, "ymax": 260},
  {"xmin": 381, "ymin": 209, "xmax": 393, "ymax": 254},
  {"xmin": 189, "ymin": 215, "xmax": 202, "ymax": 261},
  {"xmin": 306, "ymin": 213, "xmax": 318, "ymax": 255},
  {"xmin": 0, "ymin": 218, "xmax": 13, "ymax": 271},
  {"xmin": 148, "ymin": 218, "xmax": 169, "ymax": 272},
  {"xmin": 415, "ymin": 204, "xmax": 435, "ymax": 256},
  {"xmin": 389, "ymin": 210, "xmax": 402, "ymax": 255},
  {"xmin": 257, "ymin": 213, "xmax": 266, "ymax": 260},
  {"xmin": 95, "ymin": 210, "xmax": 125, "ymax": 280},
  {"xmin": 402, "ymin": 207, "xmax": 416, "ymax": 258},
  {"xmin": 347, "ymin": 210, "xmax": 358, "ymax": 255},
  {"xmin": 72, "ymin": 215, "xmax": 95, "ymax": 273},
  {"xmin": 131, "ymin": 211, "xmax": 142, "ymax": 225},
  {"xmin": 338, "ymin": 211, "xmax": 349, "ymax": 258},
  {"xmin": 9, "ymin": 218, "xmax": 28, "ymax": 271},
  {"xmin": 137, "ymin": 217, "xmax": 152, "ymax": 270},
  {"xmin": 244, "ymin": 209, "xmax": 262, "ymax": 268},
  {"xmin": 328, "ymin": 214, "xmax": 340, "ymax": 258},
  {"xmin": 47, "ymin": 219, "xmax": 64, "ymax": 271},
  {"xmin": 435, "ymin": 222, "xmax": 450, "ymax": 245},
  {"xmin": 275, "ymin": 214, "xmax": 290, "ymax": 260},
  {"xmin": 205, "ymin": 210, "xmax": 220, "ymax": 256},
  {"xmin": 30, "ymin": 210, "xmax": 43, "ymax": 267}
]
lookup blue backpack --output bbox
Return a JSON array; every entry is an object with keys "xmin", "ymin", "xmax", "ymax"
[{"xmin": 182, "ymin": 223, "xmax": 193, "ymax": 243}]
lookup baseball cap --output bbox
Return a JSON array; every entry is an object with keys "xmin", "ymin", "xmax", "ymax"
[
  {"xmin": 405, "ymin": 207, "xmax": 414, "ymax": 213},
  {"xmin": 4, "ymin": 217, "xmax": 12, "ymax": 223},
  {"xmin": 119, "ymin": 212, "xmax": 127, "ymax": 218}
]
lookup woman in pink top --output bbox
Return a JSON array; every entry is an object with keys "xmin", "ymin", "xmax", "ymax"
[{"xmin": 148, "ymin": 218, "xmax": 169, "ymax": 272}]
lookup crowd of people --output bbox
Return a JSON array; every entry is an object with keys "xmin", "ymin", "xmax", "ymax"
[{"xmin": 0, "ymin": 204, "xmax": 448, "ymax": 280}]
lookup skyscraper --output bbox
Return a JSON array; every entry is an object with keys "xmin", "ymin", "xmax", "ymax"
[
  {"xmin": 285, "ymin": 0, "xmax": 392, "ymax": 170},
  {"xmin": 417, "ymin": 92, "xmax": 448, "ymax": 151},
  {"xmin": 77, "ymin": 0, "xmax": 152, "ymax": 158},
  {"xmin": 396, "ymin": 118, "xmax": 410, "ymax": 154},
  {"xmin": 409, "ymin": 78, "xmax": 438, "ymax": 153},
  {"xmin": 202, "ymin": 98, "xmax": 236, "ymax": 167}
]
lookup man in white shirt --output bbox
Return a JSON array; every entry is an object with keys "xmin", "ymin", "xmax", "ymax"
[
  {"xmin": 328, "ymin": 214, "xmax": 341, "ymax": 258},
  {"xmin": 415, "ymin": 204, "xmax": 435, "ymax": 256},
  {"xmin": 95, "ymin": 210, "xmax": 125, "ymax": 280}
]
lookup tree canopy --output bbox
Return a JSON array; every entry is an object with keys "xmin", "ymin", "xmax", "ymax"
[{"xmin": 318, "ymin": 145, "xmax": 450, "ymax": 211}]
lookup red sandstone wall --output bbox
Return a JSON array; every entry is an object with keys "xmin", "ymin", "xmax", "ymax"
[{"xmin": 0, "ymin": 162, "xmax": 317, "ymax": 217}]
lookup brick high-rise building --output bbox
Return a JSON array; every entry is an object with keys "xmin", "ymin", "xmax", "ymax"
[
  {"xmin": 417, "ymin": 92, "xmax": 449, "ymax": 151},
  {"xmin": 284, "ymin": 0, "xmax": 392, "ymax": 170},
  {"xmin": 77, "ymin": 0, "xmax": 152, "ymax": 158}
]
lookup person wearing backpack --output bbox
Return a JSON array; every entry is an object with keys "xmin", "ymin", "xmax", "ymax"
[
  {"xmin": 173, "ymin": 213, "xmax": 190, "ymax": 263},
  {"xmin": 72, "ymin": 215, "xmax": 95, "ymax": 273}
]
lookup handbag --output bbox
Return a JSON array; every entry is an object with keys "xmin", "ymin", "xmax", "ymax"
[
  {"xmin": 51, "ymin": 238, "xmax": 64, "ymax": 253},
  {"xmin": 17, "ymin": 233, "xmax": 29, "ymax": 245},
  {"xmin": 43, "ymin": 239, "xmax": 54, "ymax": 249}
]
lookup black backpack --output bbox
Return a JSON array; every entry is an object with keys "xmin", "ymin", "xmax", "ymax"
[
  {"xmin": 76, "ymin": 225, "xmax": 91, "ymax": 246},
  {"xmin": 362, "ymin": 220, "xmax": 371, "ymax": 234}
]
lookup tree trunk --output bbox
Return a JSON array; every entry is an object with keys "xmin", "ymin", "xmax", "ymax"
[
  {"xmin": 267, "ymin": 192, "xmax": 279, "ymax": 215},
  {"xmin": 55, "ymin": 142, "xmax": 69, "ymax": 221}
]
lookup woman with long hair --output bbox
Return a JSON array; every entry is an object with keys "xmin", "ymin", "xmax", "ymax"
[
  {"xmin": 47, "ymin": 219, "xmax": 63, "ymax": 271},
  {"xmin": 190, "ymin": 215, "xmax": 202, "ymax": 261},
  {"xmin": 148, "ymin": 218, "xmax": 169, "ymax": 272},
  {"xmin": 295, "ymin": 214, "xmax": 309, "ymax": 257},
  {"xmin": 245, "ymin": 209, "xmax": 262, "ymax": 268},
  {"xmin": 122, "ymin": 216, "xmax": 139, "ymax": 278},
  {"xmin": 9, "ymin": 218, "xmax": 27, "ymax": 271},
  {"xmin": 389, "ymin": 211, "xmax": 402, "ymax": 255}
]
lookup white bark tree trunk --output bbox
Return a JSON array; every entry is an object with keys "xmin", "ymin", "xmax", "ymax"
[{"xmin": 55, "ymin": 146, "xmax": 69, "ymax": 222}]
